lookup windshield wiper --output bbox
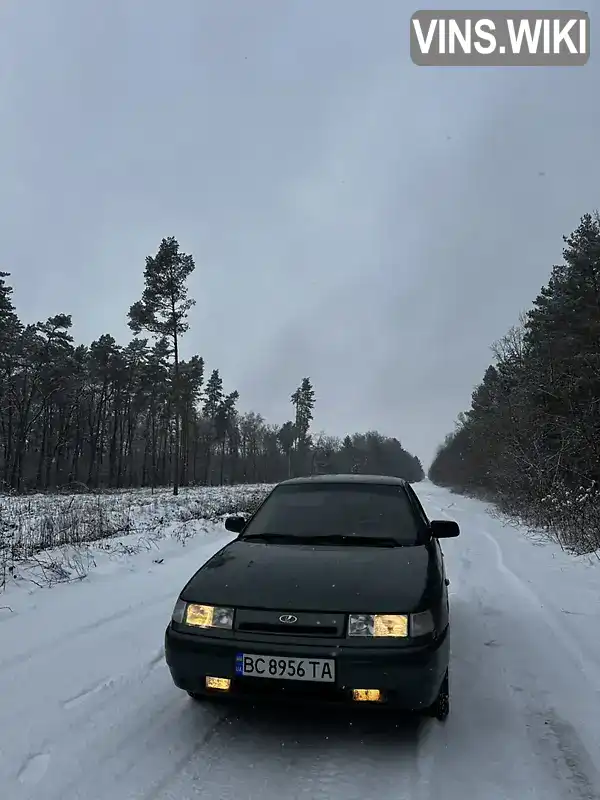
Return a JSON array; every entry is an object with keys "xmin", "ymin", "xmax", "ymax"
[
  {"xmin": 241, "ymin": 533, "xmax": 307, "ymax": 543},
  {"xmin": 241, "ymin": 533, "xmax": 404, "ymax": 547},
  {"xmin": 306, "ymin": 534, "xmax": 402, "ymax": 547}
]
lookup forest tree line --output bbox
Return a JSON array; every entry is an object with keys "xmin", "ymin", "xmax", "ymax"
[
  {"xmin": 0, "ymin": 237, "xmax": 424, "ymax": 494},
  {"xmin": 429, "ymin": 212, "xmax": 600, "ymax": 554}
]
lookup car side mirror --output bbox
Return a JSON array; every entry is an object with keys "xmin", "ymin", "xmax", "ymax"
[
  {"xmin": 430, "ymin": 519, "xmax": 460, "ymax": 538},
  {"xmin": 224, "ymin": 515, "xmax": 246, "ymax": 533}
]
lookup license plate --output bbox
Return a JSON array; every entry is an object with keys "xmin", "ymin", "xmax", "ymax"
[{"xmin": 235, "ymin": 653, "xmax": 335, "ymax": 682}]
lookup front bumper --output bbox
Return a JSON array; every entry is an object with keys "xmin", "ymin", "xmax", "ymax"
[{"xmin": 164, "ymin": 623, "xmax": 449, "ymax": 711}]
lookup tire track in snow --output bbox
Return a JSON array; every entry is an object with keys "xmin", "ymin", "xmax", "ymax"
[
  {"xmin": 17, "ymin": 752, "xmax": 51, "ymax": 786},
  {"xmin": 128, "ymin": 708, "xmax": 234, "ymax": 800},
  {"xmin": 413, "ymin": 491, "xmax": 600, "ymax": 799},
  {"xmin": 62, "ymin": 678, "xmax": 118, "ymax": 711},
  {"xmin": 525, "ymin": 708, "xmax": 600, "ymax": 800},
  {"xmin": 41, "ymin": 684, "xmax": 228, "ymax": 800},
  {"xmin": 0, "ymin": 590, "xmax": 174, "ymax": 673},
  {"xmin": 0, "ymin": 638, "xmax": 170, "ymax": 789},
  {"xmin": 428, "ymin": 491, "xmax": 600, "ymax": 692},
  {"xmin": 144, "ymin": 700, "xmax": 429, "ymax": 800},
  {"xmin": 480, "ymin": 528, "xmax": 600, "ymax": 694},
  {"xmin": 475, "ymin": 529, "xmax": 600, "ymax": 798},
  {"xmin": 60, "ymin": 649, "xmax": 164, "ymax": 711}
]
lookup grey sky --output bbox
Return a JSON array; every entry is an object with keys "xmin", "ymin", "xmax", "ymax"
[{"xmin": 1, "ymin": 0, "xmax": 598, "ymax": 467}]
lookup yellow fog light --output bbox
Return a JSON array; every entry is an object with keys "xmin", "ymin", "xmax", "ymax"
[
  {"xmin": 352, "ymin": 689, "xmax": 382, "ymax": 702},
  {"xmin": 205, "ymin": 676, "xmax": 231, "ymax": 691}
]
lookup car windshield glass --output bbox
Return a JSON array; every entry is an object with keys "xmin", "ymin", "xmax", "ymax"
[{"xmin": 241, "ymin": 483, "xmax": 424, "ymax": 545}]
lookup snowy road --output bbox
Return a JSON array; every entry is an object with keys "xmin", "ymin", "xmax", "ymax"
[{"xmin": 1, "ymin": 483, "xmax": 600, "ymax": 800}]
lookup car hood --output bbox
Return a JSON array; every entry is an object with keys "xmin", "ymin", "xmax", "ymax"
[{"xmin": 181, "ymin": 539, "xmax": 439, "ymax": 613}]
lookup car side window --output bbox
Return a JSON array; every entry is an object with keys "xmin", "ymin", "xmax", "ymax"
[
  {"xmin": 405, "ymin": 485, "xmax": 430, "ymax": 529},
  {"xmin": 405, "ymin": 487, "xmax": 444, "ymax": 567}
]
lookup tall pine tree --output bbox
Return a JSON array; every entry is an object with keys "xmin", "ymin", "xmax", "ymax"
[
  {"xmin": 128, "ymin": 237, "xmax": 196, "ymax": 495},
  {"xmin": 291, "ymin": 377, "xmax": 315, "ymax": 475}
]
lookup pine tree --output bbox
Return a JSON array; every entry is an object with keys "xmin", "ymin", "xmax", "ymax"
[
  {"xmin": 201, "ymin": 369, "xmax": 224, "ymax": 484},
  {"xmin": 290, "ymin": 377, "xmax": 315, "ymax": 474},
  {"xmin": 277, "ymin": 421, "xmax": 295, "ymax": 478},
  {"xmin": 202, "ymin": 369, "xmax": 224, "ymax": 418},
  {"xmin": 128, "ymin": 237, "xmax": 196, "ymax": 495},
  {"xmin": 215, "ymin": 391, "xmax": 240, "ymax": 484}
]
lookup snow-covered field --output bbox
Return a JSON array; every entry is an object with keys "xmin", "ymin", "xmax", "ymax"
[
  {"xmin": 0, "ymin": 484, "xmax": 272, "ymax": 564},
  {"xmin": 1, "ymin": 481, "xmax": 599, "ymax": 800}
]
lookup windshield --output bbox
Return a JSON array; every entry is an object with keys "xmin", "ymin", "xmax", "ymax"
[{"xmin": 241, "ymin": 483, "xmax": 425, "ymax": 545}]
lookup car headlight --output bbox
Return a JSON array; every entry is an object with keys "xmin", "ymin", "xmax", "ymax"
[
  {"xmin": 347, "ymin": 610, "xmax": 434, "ymax": 638},
  {"xmin": 171, "ymin": 600, "xmax": 234, "ymax": 630},
  {"xmin": 348, "ymin": 613, "xmax": 408, "ymax": 637}
]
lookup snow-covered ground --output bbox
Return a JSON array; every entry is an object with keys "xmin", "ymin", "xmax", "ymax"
[
  {"xmin": 0, "ymin": 483, "xmax": 272, "ymax": 559},
  {"xmin": 1, "ymin": 481, "xmax": 599, "ymax": 800}
]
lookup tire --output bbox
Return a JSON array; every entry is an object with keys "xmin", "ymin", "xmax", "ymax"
[{"xmin": 424, "ymin": 670, "xmax": 449, "ymax": 721}]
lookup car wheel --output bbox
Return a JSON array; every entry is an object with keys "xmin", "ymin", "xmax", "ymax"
[{"xmin": 425, "ymin": 670, "xmax": 449, "ymax": 721}]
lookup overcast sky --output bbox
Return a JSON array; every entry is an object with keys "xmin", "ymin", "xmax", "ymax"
[{"xmin": 1, "ymin": 0, "xmax": 598, "ymax": 467}]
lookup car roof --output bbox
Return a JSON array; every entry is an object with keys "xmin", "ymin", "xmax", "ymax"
[{"xmin": 277, "ymin": 474, "xmax": 408, "ymax": 487}]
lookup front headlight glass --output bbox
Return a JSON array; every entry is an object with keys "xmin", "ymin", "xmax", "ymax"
[
  {"xmin": 348, "ymin": 613, "xmax": 408, "ymax": 638},
  {"xmin": 347, "ymin": 612, "xmax": 435, "ymax": 638},
  {"xmin": 348, "ymin": 614, "xmax": 375, "ymax": 637},
  {"xmin": 185, "ymin": 604, "xmax": 234, "ymax": 629},
  {"xmin": 375, "ymin": 614, "xmax": 409, "ymax": 637},
  {"xmin": 172, "ymin": 601, "xmax": 234, "ymax": 630}
]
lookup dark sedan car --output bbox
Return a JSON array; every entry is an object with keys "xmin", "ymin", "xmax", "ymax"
[{"xmin": 164, "ymin": 474, "xmax": 459, "ymax": 720}]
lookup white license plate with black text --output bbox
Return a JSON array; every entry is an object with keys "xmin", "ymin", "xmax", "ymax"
[{"xmin": 235, "ymin": 653, "xmax": 335, "ymax": 682}]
